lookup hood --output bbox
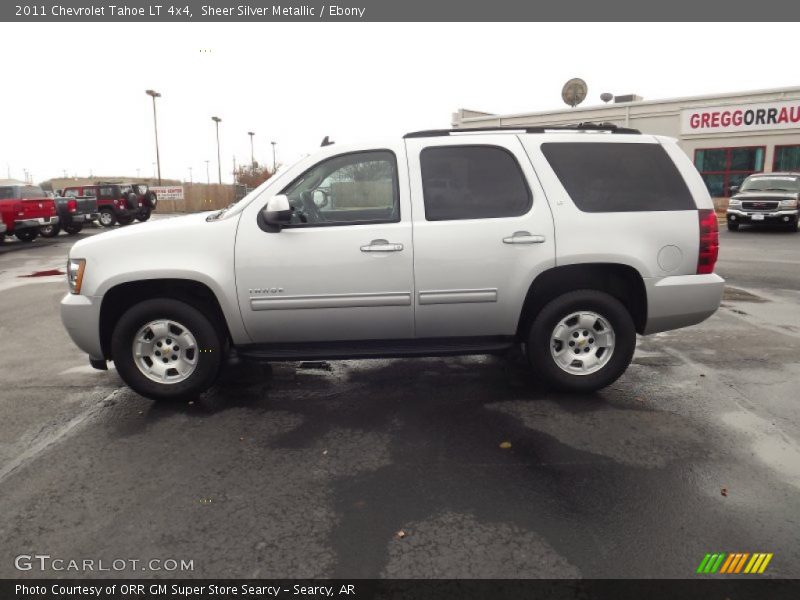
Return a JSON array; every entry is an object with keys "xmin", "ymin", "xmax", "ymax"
[
  {"xmin": 69, "ymin": 212, "xmax": 215, "ymax": 256},
  {"xmin": 732, "ymin": 190, "xmax": 799, "ymax": 201}
]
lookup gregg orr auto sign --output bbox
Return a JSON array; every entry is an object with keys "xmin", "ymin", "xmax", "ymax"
[
  {"xmin": 150, "ymin": 186, "xmax": 184, "ymax": 201},
  {"xmin": 682, "ymin": 99, "xmax": 800, "ymax": 134}
]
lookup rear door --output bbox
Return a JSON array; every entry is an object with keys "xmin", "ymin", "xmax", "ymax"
[{"xmin": 405, "ymin": 134, "xmax": 556, "ymax": 339}]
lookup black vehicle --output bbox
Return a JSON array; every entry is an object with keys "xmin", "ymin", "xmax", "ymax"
[
  {"xmin": 41, "ymin": 193, "xmax": 99, "ymax": 237},
  {"xmin": 129, "ymin": 183, "xmax": 158, "ymax": 222},
  {"xmin": 727, "ymin": 173, "xmax": 800, "ymax": 232}
]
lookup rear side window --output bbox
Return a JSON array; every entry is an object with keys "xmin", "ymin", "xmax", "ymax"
[
  {"xmin": 541, "ymin": 142, "xmax": 695, "ymax": 212},
  {"xmin": 98, "ymin": 187, "xmax": 115, "ymax": 200},
  {"xmin": 420, "ymin": 146, "xmax": 532, "ymax": 221}
]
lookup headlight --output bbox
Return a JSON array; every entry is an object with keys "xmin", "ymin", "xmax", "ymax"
[
  {"xmin": 67, "ymin": 258, "xmax": 86, "ymax": 294},
  {"xmin": 779, "ymin": 199, "xmax": 798, "ymax": 209},
  {"xmin": 728, "ymin": 199, "xmax": 741, "ymax": 207}
]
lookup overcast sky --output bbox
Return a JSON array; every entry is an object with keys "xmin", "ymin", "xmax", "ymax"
[{"xmin": 2, "ymin": 22, "xmax": 798, "ymax": 184}]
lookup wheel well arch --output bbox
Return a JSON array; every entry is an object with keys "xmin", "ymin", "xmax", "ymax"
[
  {"xmin": 99, "ymin": 279, "xmax": 231, "ymax": 360},
  {"xmin": 516, "ymin": 263, "xmax": 648, "ymax": 338}
]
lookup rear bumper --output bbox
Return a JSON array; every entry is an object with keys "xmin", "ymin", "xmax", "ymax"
[
  {"xmin": 15, "ymin": 216, "xmax": 59, "ymax": 229},
  {"xmin": 644, "ymin": 273, "xmax": 725, "ymax": 334},
  {"xmin": 60, "ymin": 293, "xmax": 104, "ymax": 360},
  {"xmin": 727, "ymin": 209, "xmax": 798, "ymax": 225},
  {"xmin": 64, "ymin": 213, "xmax": 98, "ymax": 224}
]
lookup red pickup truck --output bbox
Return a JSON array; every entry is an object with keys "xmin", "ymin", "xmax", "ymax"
[{"xmin": 0, "ymin": 183, "xmax": 59, "ymax": 243}]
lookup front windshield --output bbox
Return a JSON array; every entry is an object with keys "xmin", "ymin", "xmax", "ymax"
[{"xmin": 741, "ymin": 176, "xmax": 800, "ymax": 192}]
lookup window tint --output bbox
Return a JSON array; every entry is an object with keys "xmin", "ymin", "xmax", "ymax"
[
  {"xmin": 420, "ymin": 146, "xmax": 531, "ymax": 221},
  {"xmin": 82, "ymin": 187, "xmax": 97, "ymax": 197},
  {"xmin": 542, "ymin": 142, "xmax": 695, "ymax": 211},
  {"xmin": 0, "ymin": 187, "xmax": 14, "ymax": 200},
  {"xmin": 281, "ymin": 151, "xmax": 399, "ymax": 226}
]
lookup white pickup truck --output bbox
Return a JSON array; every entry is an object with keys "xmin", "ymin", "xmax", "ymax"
[{"xmin": 61, "ymin": 124, "xmax": 724, "ymax": 400}]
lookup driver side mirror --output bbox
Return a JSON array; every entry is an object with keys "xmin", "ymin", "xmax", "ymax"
[{"xmin": 261, "ymin": 194, "xmax": 292, "ymax": 232}]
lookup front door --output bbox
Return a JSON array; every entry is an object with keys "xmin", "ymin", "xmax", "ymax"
[{"xmin": 235, "ymin": 145, "xmax": 415, "ymax": 344}]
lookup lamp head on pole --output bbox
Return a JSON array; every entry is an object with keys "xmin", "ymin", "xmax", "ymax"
[
  {"xmin": 145, "ymin": 89, "xmax": 161, "ymax": 98},
  {"xmin": 212, "ymin": 116, "xmax": 221, "ymax": 124}
]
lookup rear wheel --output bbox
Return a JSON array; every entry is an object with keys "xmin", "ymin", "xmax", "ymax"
[
  {"xmin": 98, "ymin": 208, "xmax": 117, "ymax": 227},
  {"xmin": 15, "ymin": 229, "xmax": 38, "ymax": 242},
  {"xmin": 117, "ymin": 215, "xmax": 134, "ymax": 226},
  {"xmin": 64, "ymin": 223, "xmax": 84, "ymax": 235},
  {"xmin": 526, "ymin": 290, "xmax": 636, "ymax": 393},
  {"xmin": 136, "ymin": 208, "xmax": 152, "ymax": 222},
  {"xmin": 39, "ymin": 223, "xmax": 61, "ymax": 238},
  {"xmin": 112, "ymin": 299, "xmax": 223, "ymax": 400},
  {"xmin": 727, "ymin": 221, "xmax": 740, "ymax": 231}
]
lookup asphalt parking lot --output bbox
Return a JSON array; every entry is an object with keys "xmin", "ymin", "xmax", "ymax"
[{"xmin": 0, "ymin": 219, "xmax": 799, "ymax": 579}]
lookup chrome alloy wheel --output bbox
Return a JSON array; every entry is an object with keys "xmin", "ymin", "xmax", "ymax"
[
  {"xmin": 99, "ymin": 211, "xmax": 114, "ymax": 226},
  {"xmin": 132, "ymin": 319, "xmax": 198, "ymax": 384},
  {"xmin": 550, "ymin": 311, "xmax": 615, "ymax": 375}
]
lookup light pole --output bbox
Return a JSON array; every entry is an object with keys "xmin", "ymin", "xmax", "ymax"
[
  {"xmin": 205, "ymin": 160, "xmax": 210, "ymax": 185},
  {"xmin": 188, "ymin": 166, "xmax": 193, "ymax": 184},
  {"xmin": 247, "ymin": 131, "xmax": 255, "ymax": 168},
  {"xmin": 271, "ymin": 141, "xmax": 277, "ymax": 172},
  {"xmin": 145, "ymin": 89, "xmax": 162, "ymax": 185},
  {"xmin": 211, "ymin": 116, "xmax": 222, "ymax": 184}
]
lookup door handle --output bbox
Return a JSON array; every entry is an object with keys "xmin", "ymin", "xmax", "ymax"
[
  {"xmin": 503, "ymin": 231, "xmax": 546, "ymax": 244},
  {"xmin": 360, "ymin": 239, "xmax": 404, "ymax": 252}
]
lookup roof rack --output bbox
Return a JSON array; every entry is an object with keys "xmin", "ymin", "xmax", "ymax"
[{"xmin": 403, "ymin": 122, "xmax": 641, "ymax": 138}]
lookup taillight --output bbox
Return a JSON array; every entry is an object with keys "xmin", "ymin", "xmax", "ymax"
[
  {"xmin": 67, "ymin": 199, "xmax": 77, "ymax": 213},
  {"xmin": 697, "ymin": 209, "xmax": 719, "ymax": 274}
]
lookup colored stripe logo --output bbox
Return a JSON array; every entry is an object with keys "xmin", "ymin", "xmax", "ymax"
[{"xmin": 696, "ymin": 552, "xmax": 773, "ymax": 574}]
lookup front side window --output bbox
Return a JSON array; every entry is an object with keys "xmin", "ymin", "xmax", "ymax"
[
  {"xmin": 542, "ymin": 142, "xmax": 695, "ymax": 212},
  {"xmin": 280, "ymin": 150, "xmax": 399, "ymax": 226},
  {"xmin": 82, "ymin": 187, "xmax": 97, "ymax": 197},
  {"xmin": 420, "ymin": 145, "xmax": 531, "ymax": 221},
  {"xmin": 694, "ymin": 146, "xmax": 765, "ymax": 196}
]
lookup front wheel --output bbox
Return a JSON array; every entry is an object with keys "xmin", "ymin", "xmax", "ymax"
[
  {"xmin": 526, "ymin": 290, "xmax": 636, "ymax": 393},
  {"xmin": 98, "ymin": 209, "xmax": 117, "ymax": 227},
  {"xmin": 15, "ymin": 229, "xmax": 38, "ymax": 242},
  {"xmin": 112, "ymin": 299, "xmax": 223, "ymax": 400},
  {"xmin": 727, "ymin": 221, "xmax": 740, "ymax": 231},
  {"xmin": 39, "ymin": 223, "xmax": 61, "ymax": 238}
]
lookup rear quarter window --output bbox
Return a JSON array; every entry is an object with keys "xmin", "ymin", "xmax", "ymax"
[{"xmin": 541, "ymin": 142, "xmax": 695, "ymax": 212}]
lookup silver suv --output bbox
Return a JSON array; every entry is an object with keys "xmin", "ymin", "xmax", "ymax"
[{"xmin": 61, "ymin": 124, "xmax": 724, "ymax": 400}]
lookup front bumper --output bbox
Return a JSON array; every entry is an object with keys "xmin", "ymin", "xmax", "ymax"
[
  {"xmin": 15, "ymin": 216, "xmax": 59, "ymax": 229},
  {"xmin": 60, "ymin": 293, "xmax": 104, "ymax": 360},
  {"xmin": 727, "ymin": 208, "xmax": 798, "ymax": 225},
  {"xmin": 644, "ymin": 273, "xmax": 725, "ymax": 335}
]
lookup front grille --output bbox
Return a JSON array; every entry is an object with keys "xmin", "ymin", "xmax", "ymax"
[{"xmin": 742, "ymin": 201, "xmax": 779, "ymax": 211}]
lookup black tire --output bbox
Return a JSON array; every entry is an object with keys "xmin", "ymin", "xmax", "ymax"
[
  {"xmin": 125, "ymin": 192, "xmax": 139, "ymax": 211},
  {"xmin": 526, "ymin": 289, "xmax": 636, "ymax": 393},
  {"xmin": 98, "ymin": 208, "xmax": 117, "ymax": 227},
  {"xmin": 64, "ymin": 223, "xmax": 84, "ymax": 235},
  {"xmin": 786, "ymin": 219, "xmax": 799, "ymax": 232},
  {"xmin": 15, "ymin": 229, "xmax": 38, "ymax": 242},
  {"xmin": 117, "ymin": 215, "xmax": 134, "ymax": 226},
  {"xmin": 112, "ymin": 299, "xmax": 223, "ymax": 401},
  {"xmin": 727, "ymin": 221, "xmax": 740, "ymax": 231},
  {"xmin": 136, "ymin": 208, "xmax": 152, "ymax": 222},
  {"xmin": 39, "ymin": 223, "xmax": 61, "ymax": 238}
]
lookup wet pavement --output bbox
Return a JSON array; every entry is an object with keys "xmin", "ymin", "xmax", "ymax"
[{"xmin": 0, "ymin": 224, "xmax": 798, "ymax": 578}]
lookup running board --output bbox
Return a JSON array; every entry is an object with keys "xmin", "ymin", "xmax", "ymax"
[{"xmin": 236, "ymin": 336, "xmax": 515, "ymax": 362}]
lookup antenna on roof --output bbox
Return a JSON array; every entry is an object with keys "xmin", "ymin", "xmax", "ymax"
[{"xmin": 321, "ymin": 136, "xmax": 334, "ymax": 147}]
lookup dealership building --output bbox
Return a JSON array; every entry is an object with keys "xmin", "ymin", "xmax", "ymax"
[{"xmin": 452, "ymin": 86, "xmax": 800, "ymax": 200}]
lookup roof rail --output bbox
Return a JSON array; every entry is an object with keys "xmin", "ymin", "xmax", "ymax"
[{"xmin": 403, "ymin": 122, "xmax": 641, "ymax": 138}]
